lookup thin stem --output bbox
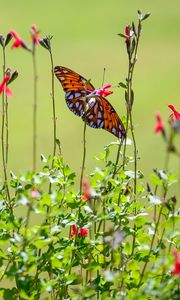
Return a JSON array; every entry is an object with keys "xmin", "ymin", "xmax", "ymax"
[
  {"xmin": 1, "ymin": 47, "xmax": 10, "ymax": 202},
  {"xmin": 124, "ymin": 23, "xmax": 141, "ymax": 256},
  {"xmin": 112, "ymin": 139, "xmax": 123, "ymax": 178},
  {"xmin": 138, "ymin": 205, "xmax": 163, "ymax": 286},
  {"xmin": 129, "ymin": 110, "xmax": 137, "ymax": 195},
  {"xmin": 80, "ymin": 122, "xmax": 87, "ymax": 194},
  {"xmin": 49, "ymin": 46, "xmax": 58, "ymax": 159},
  {"xmin": 5, "ymin": 93, "xmax": 9, "ymax": 165},
  {"xmin": 32, "ymin": 46, "xmax": 38, "ymax": 172},
  {"xmin": 48, "ymin": 39, "xmax": 58, "ymax": 196}
]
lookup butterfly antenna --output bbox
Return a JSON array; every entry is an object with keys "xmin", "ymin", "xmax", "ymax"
[{"xmin": 102, "ymin": 67, "xmax": 106, "ymax": 87}]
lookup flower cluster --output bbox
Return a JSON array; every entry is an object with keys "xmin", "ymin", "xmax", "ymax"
[
  {"xmin": 69, "ymin": 224, "xmax": 88, "ymax": 238},
  {"xmin": 95, "ymin": 83, "xmax": 113, "ymax": 97},
  {"xmin": 154, "ymin": 104, "xmax": 180, "ymax": 135}
]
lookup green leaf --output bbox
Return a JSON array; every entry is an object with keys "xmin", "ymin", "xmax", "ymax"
[
  {"xmin": 142, "ymin": 13, "xmax": 151, "ymax": 21},
  {"xmin": 117, "ymin": 33, "xmax": 127, "ymax": 38},
  {"xmin": 118, "ymin": 82, "xmax": 127, "ymax": 89},
  {"xmin": 40, "ymin": 154, "xmax": 47, "ymax": 162}
]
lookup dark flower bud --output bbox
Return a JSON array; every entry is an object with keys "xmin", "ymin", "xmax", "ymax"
[
  {"xmin": 0, "ymin": 35, "xmax": 4, "ymax": 47},
  {"xmin": 146, "ymin": 183, "xmax": 152, "ymax": 193},
  {"xmin": 171, "ymin": 196, "xmax": 177, "ymax": 205},
  {"xmin": 5, "ymin": 33, "xmax": 13, "ymax": 46},
  {"xmin": 39, "ymin": 37, "xmax": 52, "ymax": 51},
  {"xmin": 138, "ymin": 9, "xmax": 142, "ymax": 20},
  {"xmin": 8, "ymin": 71, "xmax": 18, "ymax": 85}
]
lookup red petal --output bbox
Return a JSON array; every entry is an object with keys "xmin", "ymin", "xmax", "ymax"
[{"xmin": 6, "ymin": 86, "xmax": 12, "ymax": 97}]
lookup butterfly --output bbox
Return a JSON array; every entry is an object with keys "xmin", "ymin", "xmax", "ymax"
[{"xmin": 54, "ymin": 66, "xmax": 126, "ymax": 139}]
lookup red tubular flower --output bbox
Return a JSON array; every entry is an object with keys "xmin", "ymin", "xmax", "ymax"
[
  {"xmin": 79, "ymin": 228, "xmax": 88, "ymax": 237},
  {"xmin": 154, "ymin": 112, "xmax": 165, "ymax": 134},
  {"xmin": 69, "ymin": 225, "xmax": 77, "ymax": 238},
  {"xmin": 172, "ymin": 250, "xmax": 180, "ymax": 275},
  {"xmin": 31, "ymin": 24, "xmax": 39, "ymax": 46},
  {"xmin": 0, "ymin": 69, "xmax": 12, "ymax": 97},
  {"xmin": 95, "ymin": 83, "xmax": 113, "ymax": 98},
  {"xmin": 81, "ymin": 179, "xmax": 93, "ymax": 201},
  {"xmin": 10, "ymin": 30, "xmax": 29, "ymax": 49},
  {"xmin": 125, "ymin": 25, "xmax": 131, "ymax": 43},
  {"xmin": 168, "ymin": 104, "xmax": 180, "ymax": 122}
]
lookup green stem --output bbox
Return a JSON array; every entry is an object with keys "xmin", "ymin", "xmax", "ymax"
[
  {"xmin": 48, "ymin": 40, "xmax": 58, "ymax": 196},
  {"xmin": 49, "ymin": 47, "xmax": 58, "ymax": 159},
  {"xmin": 112, "ymin": 139, "xmax": 123, "ymax": 178},
  {"xmin": 1, "ymin": 47, "xmax": 10, "ymax": 202},
  {"xmin": 129, "ymin": 110, "xmax": 137, "ymax": 195},
  {"xmin": 80, "ymin": 122, "xmax": 87, "ymax": 194},
  {"xmin": 32, "ymin": 46, "xmax": 38, "ymax": 172},
  {"xmin": 138, "ymin": 205, "xmax": 164, "ymax": 286},
  {"xmin": 5, "ymin": 93, "xmax": 8, "ymax": 165}
]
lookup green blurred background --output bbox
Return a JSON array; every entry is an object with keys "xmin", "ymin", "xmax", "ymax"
[{"xmin": 0, "ymin": 0, "xmax": 179, "ymax": 193}]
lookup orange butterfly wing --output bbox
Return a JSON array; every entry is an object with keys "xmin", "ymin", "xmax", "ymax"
[
  {"xmin": 54, "ymin": 66, "xmax": 94, "ymax": 92},
  {"xmin": 54, "ymin": 66, "xmax": 94, "ymax": 116},
  {"xmin": 54, "ymin": 66, "xmax": 126, "ymax": 139},
  {"xmin": 83, "ymin": 96, "xmax": 126, "ymax": 139}
]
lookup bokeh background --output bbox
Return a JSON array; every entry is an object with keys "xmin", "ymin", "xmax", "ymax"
[{"xmin": 0, "ymin": 0, "xmax": 179, "ymax": 194}]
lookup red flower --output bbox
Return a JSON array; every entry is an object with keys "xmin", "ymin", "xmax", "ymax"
[
  {"xmin": 10, "ymin": 30, "xmax": 29, "ymax": 49},
  {"xmin": 81, "ymin": 179, "xmax": 93, "ymax": 201},
  {"xmin": 125, "ymin": 25, "xmax": 131, "ymax": 43},
  {"xmin": 154, "ymin": 112, "xmax": 165, "ymax": 134},
  {"xmin": 79, "ymin": 228, "xmax": 88, "ymax": 237},
  {"xmin": 172, "ymin": 250, "xmax": 180, "ymax": 275},
  {"xmin": 95, "ymin": 83, "xmax": 113, "ymax": 98},
  {"xmin": 31, "ymin": 24, "xmax": 39, "ymax": 46},
  {"xmin": 69, "ymin": 225, "xmax": 88, "ymax": 238},
  {"xmin": 69, "ymin": 224, "xmax": 77, "ymax": 238},
  {"xmin": 168, "ymin": 104, "xmax": 180, "ymax": 123},
  {"xmin": 0, "ymin": 69, "xmax": 12, "ymax": 97}
]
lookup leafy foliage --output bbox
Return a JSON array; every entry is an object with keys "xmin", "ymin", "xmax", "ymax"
[{"xmin": 0, "ymin": 9, "xmax": 179, "ymax": 300}]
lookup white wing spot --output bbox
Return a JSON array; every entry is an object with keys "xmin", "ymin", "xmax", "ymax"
[
  {"xmin": 87, "ymin": 97, "xmax": 96, "ymax": 109},
  {"xmin": 98, "ymin": 111, "xmax": 102, "ymax": 118},
  {"xmin": 75, "ymin": 92, "xmax": 81, "ymax": 98},
  {"xmin": 67, "ymin": 94, "xmax": 73, "ymax": 100},
  {"xmin": 112, "ymin": 128, "xmax": 116, "ymax": 136},
  {"xmin": 97, "ymin": 119, "xmax": 102, "ymax": 126},
  {"xmin": 75, "ymin": 102, "xmax": 79, "ymax": 108}
]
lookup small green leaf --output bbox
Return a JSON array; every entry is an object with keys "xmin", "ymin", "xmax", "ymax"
[
  {"xmin": 40, "ymin": 154, "xmax": 47, "ymax": 162},
  {"xmin": 117, "ymin": 33, "xmax": 127, "ymax": 38},
  {"xmin": 118, "ymin": 82, "xmax": 127, "ymax": 89},
  {"xmin": 142, "ymin": 13, "xmax": 151, "ymax": 21}
]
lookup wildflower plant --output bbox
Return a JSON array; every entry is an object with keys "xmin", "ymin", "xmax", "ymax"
[{"xmin": 0, "ymin": 10, "xmax": 179, "ymax": 300}]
